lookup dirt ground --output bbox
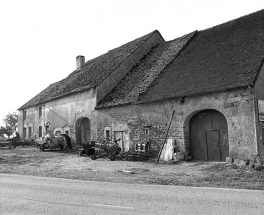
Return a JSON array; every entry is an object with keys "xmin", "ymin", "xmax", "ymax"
[{"xmin": 0, "ymin": 146, "xmax": 263, "ymax": 190}]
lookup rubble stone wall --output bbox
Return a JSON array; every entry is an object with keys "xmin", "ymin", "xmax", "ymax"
[{"xmin": 96, "ymin": 87, "xmax": 257, "ymax": 160}]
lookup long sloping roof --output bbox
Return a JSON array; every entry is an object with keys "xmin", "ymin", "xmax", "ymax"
[
  {"xmin": 18, "ymin": 30, "xmax": 158, "ymax": 110},
  {"xmin": 96, "ymin": 31, "xmax": 196, "ymax": 108},
  {"xmin": 139, "ymin": 9, "xmax": 264, "ymax": 103}
]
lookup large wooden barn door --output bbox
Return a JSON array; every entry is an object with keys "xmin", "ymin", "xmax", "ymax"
[
  {"xmin": 190, "ymin": 110, "xmax": 229, "ymax": 161},
  {"xmin": 80, "ymin": 118, "xmax": 91, "ymax": 144}
]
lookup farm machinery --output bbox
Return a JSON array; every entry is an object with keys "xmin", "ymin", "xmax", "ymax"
[
  {"xmin": 38, "ymin": 130, "xmax": 67, "ymax": 152},
  {"xmin": 78, "ymin": 139, "xmax": 121, "ymax": 161},
  {"xmin": 78, "ymin": 139, "xmax": 152, "ymax": 161}
]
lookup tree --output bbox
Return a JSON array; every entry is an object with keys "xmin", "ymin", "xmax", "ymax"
[
  {"xmin": 3, "ymin": 112, "xmax": 18, "ymax": 134},
  {"xmin": 0, "ymin": 112, "xmax": 18, "ymax": 139},
  {"xmin": 0, "ymin": 126, "xmax": 13, "ymax": 139}
]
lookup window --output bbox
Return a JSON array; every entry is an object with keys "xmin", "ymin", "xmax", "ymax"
[
  {"xmin": 29, "ymin": 127, "xmax": 32, "ymax": 138},
  {"xmin": 45, "ymin": 125, "xmax": 49, "ymax": 133},
  {"xmin": 23, "ymin": 128, "xmax": 27, "ymax": 138},
  {"xmin": 105, "ymin": 130, "xmax": 110, "ymax": 139},
  {"xmin": 23, "ymin": 111, "xmax": 27, "ymax": 120},
  {"xmin": 55, "ymin": 131, "xmax": 61, "ymax": 136},
  {"xmin": 39, "ymin": 106, "xmax": 42, "ymax": 117},
  {"xmin": 104, "ymin": 127, "xmax": 111, "ymax": 140},
  {"xmin": 39, "ymin": 126, "xmax": 42, "ymax": 137},
  {"xmin": 144, "ymin": 128, "xmax": 150, "ymax": 135}
]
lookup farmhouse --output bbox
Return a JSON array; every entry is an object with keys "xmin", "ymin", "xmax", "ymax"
[{"xmin": 18, "ymin": 9, "xmax": 264, "ymax": 162}]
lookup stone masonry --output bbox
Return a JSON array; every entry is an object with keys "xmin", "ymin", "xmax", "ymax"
[{"xmin": 95, "ymin": 87, "xmax": 257, "ymax": 160}]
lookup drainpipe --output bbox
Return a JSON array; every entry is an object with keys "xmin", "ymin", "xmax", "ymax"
[
  {"xmin": 22, "ymin": 109, "xmax": 25, "ymax": 140},
  {"xmin": 248, "ymin": 86, "xmax": 259, "ymax": 156},
  {"xmin": 43, "ymin": 105, "xmax": 45, "ymax": 136}
]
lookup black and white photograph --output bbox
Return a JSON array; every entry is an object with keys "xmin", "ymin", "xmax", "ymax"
[{"xmin": 0, "ymin": 0, "xmax": 264, "ymax": 214}]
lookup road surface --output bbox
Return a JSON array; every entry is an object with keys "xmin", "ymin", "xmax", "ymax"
[{"xmin": 0, "ymin": 174, "xmax": 263, "ymax": 214}]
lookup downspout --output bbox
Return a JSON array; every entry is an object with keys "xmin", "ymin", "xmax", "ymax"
[
  {"xmin": 248, "ymin": 86, "xmax": 259, "ymax": 156},
  {"xmin": 33, "ymin": 115, "xmax": 35, "ymax": 140},
  {"xmin": 43, "ymin": 105, "xmax": 45, "ymax": 136},
  {"xmin": 22, "ymin": 109, "xmax": 25, "ymax": 140}
]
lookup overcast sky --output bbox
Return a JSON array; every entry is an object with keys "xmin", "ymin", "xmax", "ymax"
[{"xmin": 0, "ymin": 0, "xmax": 263, "ymax": 125}]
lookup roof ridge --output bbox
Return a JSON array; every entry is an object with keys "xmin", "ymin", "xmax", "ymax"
[
  {"xmin": 201, "ymin": 9, "xmax": 264, "ymax": 33},
  {"xmin": 69, "ymin": 31, "xmax": 161, "ymax": 78},
  {"xmin": 18, "ymin": 30, "xmax": 162, "ymax": 110},
  {"xmin": 96, "ymin": 31, "xmax": 197, "ymax": 109},
  {"xmin": 137, "ymin": 9, "xmax": 264, "ymax": 103},
  {"xmin": 95, "ymin": 30, "xmax": 164, "ymax": 89}
]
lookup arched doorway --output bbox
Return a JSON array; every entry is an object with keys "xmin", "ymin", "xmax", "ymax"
[
  {"xmin": 75, "ymin": 117, "xmax": 91, "ymax": 144},
  {"xmin": 189, "ymin": 110, "xmax": 229, "ymax": 161}
]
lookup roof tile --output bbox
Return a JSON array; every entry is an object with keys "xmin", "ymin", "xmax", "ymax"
[
  {"xmin": 139, "ymin": 9, "xmax": 264, "ymax": 103},
  {"xmin": 18, "ymin": 31, "xmax": 157, "ymax": 110},
  {"xmin": 97, "ymin": 31, "xmax": 196, "ymax": 108}
]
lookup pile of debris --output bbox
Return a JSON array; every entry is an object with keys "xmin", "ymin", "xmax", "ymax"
[{"xmin": 226, "ymin": 156, "xmax": 263, "ymax": 171}]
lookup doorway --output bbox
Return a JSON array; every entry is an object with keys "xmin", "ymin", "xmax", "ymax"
[
  {"xmin": 189, "ymin": 110, "xmax": 229, "ymax": 161},
  {"xmin": 114, "ymin": 131, "xmax": 129, "ymax": 152},
  {"xmin": 80, "ymin": 118, "xmax": 91, "ymax": 143},
  {"xmin": 75, "ymin": 117, "xmax": 91, "ymax": 144}
]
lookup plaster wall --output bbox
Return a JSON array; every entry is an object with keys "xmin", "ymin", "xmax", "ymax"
[
  {"xmin": 17, "ymin": 32, "xmax": 164, "ymax": 144},
  {"xmin": 96, "ymin": 88, "xmax": 257, "ymax": 160},
  {"xmin": 18, "ymin": 89, "xmax": 97, "ymax": 144}
]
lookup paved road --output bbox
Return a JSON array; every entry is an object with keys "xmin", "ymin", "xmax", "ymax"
[{"xmin": 0, "ymin": 174, "xmax": 264, "ymax": 215}]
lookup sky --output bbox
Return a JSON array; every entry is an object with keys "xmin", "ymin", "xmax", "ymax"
[{"xmin": 0, "ymin": 0, "xmax": 264, "ymax": 125}]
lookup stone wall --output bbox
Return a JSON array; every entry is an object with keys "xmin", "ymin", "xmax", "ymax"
[
  {"xmin": 96, "ymin": 87, "xmax": 257, "ymax": 160},
  {"xmin": 18, "ymin": 84, "xmax": 259, "ymax": 161}
]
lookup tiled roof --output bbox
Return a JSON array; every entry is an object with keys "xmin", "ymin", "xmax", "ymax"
[
  {"xmin": 139, "ymin": 10, "xmax": 264, "ymax": 103},
  {"xmin": 96, "ymin": 32, "xmax": 196, "ymax": 108},
  {"xmin": 18, "ymin": 31, "xmax": 158, "ymax": 110}
]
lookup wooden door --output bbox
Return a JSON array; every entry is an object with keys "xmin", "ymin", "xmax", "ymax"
[
  {"xmin": 211, "ymin": 111, "xmax": 229, "ymax": 161},
  {"xmin": 114, "ymin": 131, "xmax": 123, "ymax": 150},
  {"xmin": 80, "ymin": 118, "xmax": 91, "ymax": 144},
  {"xmin": 114, "ymin": 131, "xmax": 129, "ymax": 152},
  {"xmin": 190, "ymin": 110, "xmax": 229, "ymax": 161},
  {"xmin": 206, "ymin": 130, "xmax": 221, "ymax": 161}
]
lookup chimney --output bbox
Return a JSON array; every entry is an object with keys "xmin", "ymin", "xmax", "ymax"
[{"xmin": 76, "ymin": 55, "xmax": 85, "ymax": 69}]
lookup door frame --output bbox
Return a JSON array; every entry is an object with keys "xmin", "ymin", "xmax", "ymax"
[
  {"xmin": 189, "ymin": 109, "xmax": 229, "ymax": 161},
  {"xmin": 114, "ymin": 130, "xmax": 129, "ymax": 152},
  {"xmin": 75, "ymin": 117, "xmax": 91, "ymax": 144}
]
